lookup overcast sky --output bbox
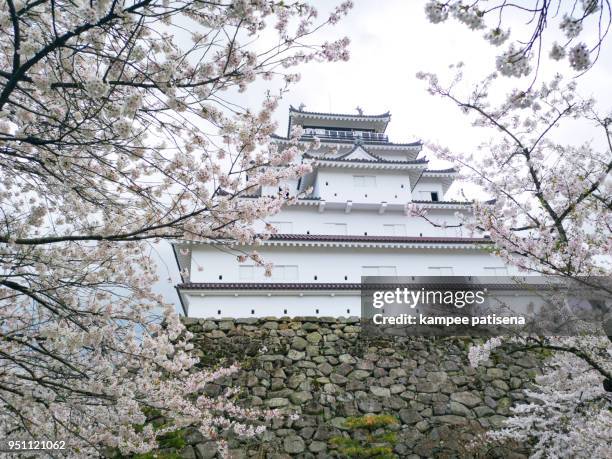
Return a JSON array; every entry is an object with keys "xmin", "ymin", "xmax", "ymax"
[{"xmin": 153, "ymin": 1, "xmax": 612, "ymax": 311}]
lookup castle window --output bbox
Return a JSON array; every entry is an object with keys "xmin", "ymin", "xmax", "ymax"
[
  {"xmin": 271, "ymin": 265, "xmax": 298, "ymax": 281},
  {"xmin": 353, "ymin": 175, "xmax": 376, "ymax": 187},
  {"xmin": 347, "ymin": 309, "xmax": 350, "ymax": 314},
  {"xmin": 218, "ymin": 275, "xmax": 223, "ymax": 280},
  {"xmin": 269, "ymin": 221, "xmax": 293, "ymax": 233},
  {"xmin": 251, "ymin": 309, "xmax": 255, "ymax": 315},
  {"xmin": 362, "ymin": 266, "xmax": 397, "ymax": 276},
  {"xmin": 383, "ymin": 224, "xmax": 407, "ymax": 236},
  {"xmin": 284, "ymin": 309, "xmax": 288, "ymax": 314},
  {"xmin": 316, "ymin": 309, "xmax": 319, "ymax": 314},
  {"xmin": 484, "ymin": 267, "xmax": 508, "ymax": 275},
  {"xmin": 314, "ymin": 275, "xmax": 318, "ymax": 280},
  {"xmin": 344, "ymin": 275, "xmax": 348, "ymax": 280},
  {"xmin": 428, "ymin": 266, "xmax": 454, "ymax": 275},
  {"xmin": 217, "ymin": 310, "xmax": 221, "ymax": 315},
  {"xmin": 324, "ymin": 223, "xmax": 347, "ymax": 235},
  {"xmin": 417, "ymin": 190, "xmax": 440, "ymax": 201}
]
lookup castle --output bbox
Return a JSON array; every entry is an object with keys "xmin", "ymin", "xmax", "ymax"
[{"xmin": 173, "ymin": 107, "xmax": 514, "ymax": 317}]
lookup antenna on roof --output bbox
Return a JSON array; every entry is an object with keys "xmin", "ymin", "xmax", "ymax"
[
  {"xmin": 355, "ymin": 106, "xmax": 363, "ymax": 115},
  {"xmin": 298, "ymin": 102, "xmax": 306, "ymax": 111}
]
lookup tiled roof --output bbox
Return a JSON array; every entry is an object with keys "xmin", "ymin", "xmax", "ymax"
[
  {"xmin": 237, "ymin": 194, "xmax": 321, "ymax": 200},
  {"xmin": 270, "ymin": 133, "xmax": 422, "ymax": 148},
  {"xmin": 304, "ymin": 153, "xmax": 428, "ymax": 165},
  {"xmin": 267, "ymin": 234, "xmax": 492, "ymax": 244},
  {"xmin": 411, "ymin": 200, "xmax": 472, "ymax": 205},
  {"xmin": 179, "ymin": 282, "xmax": 363, "ymax": 290},
  {"xmin": 178, "ymin": 282, "xmax": 538, "ymax": 291},
  {"xmin": 312, "ymin": 137, "xmax": 422, "ymax": 147},
  {"xmin": 289, "ymin": 106, "xmax": 390, "ymax": 119},
  {"xmin": 423, "ymin": 168, "xmax": 457, "ymax": 174}
]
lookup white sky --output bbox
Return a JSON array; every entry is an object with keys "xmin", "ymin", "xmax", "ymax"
[{"xmin": 153, "ymin": 0, "xmax": 612, "ymax": 310}]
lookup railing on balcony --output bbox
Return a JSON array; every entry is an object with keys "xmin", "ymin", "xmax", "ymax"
[{"xmin": 301, "ymin": 128, "xmax": 389, "ymax": 142}]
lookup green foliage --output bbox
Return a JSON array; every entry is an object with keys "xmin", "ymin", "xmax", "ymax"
[
  {"xmin": 156, "ymin": 429, "xmax": 187, "ymax": 450},
  {"xmin": 130, "ymin": 452, "xmax": 183, "ymax": 459},
  {"xmin": 329, "ymin": 414, "xmax": 399, "ymax": 458},
  {"xmin": 343, "ymin": 414, "xmax": 399, "ymax": 430}
]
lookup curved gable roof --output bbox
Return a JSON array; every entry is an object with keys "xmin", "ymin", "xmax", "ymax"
[{"xmin": 289, "ymin": 106, "xmax": 391, "ymax": 119}]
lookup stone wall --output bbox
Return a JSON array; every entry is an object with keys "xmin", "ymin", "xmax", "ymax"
[{"xmin": 179, "ymin": 317, "xmax": 541, "ymax": 459}]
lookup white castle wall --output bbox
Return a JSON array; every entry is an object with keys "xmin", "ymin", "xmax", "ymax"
[
  {"xmin": 313, "ymin": 168, "xmax": 414, "ymax": 204},
  {"xmin": 186, "ymin": 293, "xmax": 357, "ymax": 318},
  {"xmin": 255, "ymin": 207, "xmax": 468, "ymax": 237},
  {"xmin": 183, "ymin": 245, "xmax": 515, "ymax": 317},
  {"xmin": 189, "ymin": 245, "xmax": 510, "ymax": 284}
]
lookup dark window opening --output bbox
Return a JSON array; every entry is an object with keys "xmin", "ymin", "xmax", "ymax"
[
  {"xmin": 316, "ymin": 309, "xmax": 319, "ymax": 314},
  {"xmin": 284, "ymin": 309, "xmax": 287, "ymax": 314},
  {"xmin": 431, "ymin": 192, "xmax": 439, "ymax": 202},
  {"xmin": 401, "ymin": 184, "xmax": 404, "ymax": 189},
  {"xmin": 344, "ymin": 275, "xmax": 348, "ymax": 280},
  {"xmin": 364, "ymin": 232, "xmax": 368, "ymax": 235},
  {"xmin": 347, "ymin": 309, "xmax": 350, "ymax": 314},
  {"xmin": 314, "ymin": 275, "xmax": 318, "ymax": 280},
  {"xmin": 325, "ymin": 181, "xmax": 329, "ymax": 186},
  {"xmin": 251, "ymin": 309, "xmax": 255, "ymax": 315},
  {"xmin": 218, "ymin": 275, "xmax": 223, "ymax": 280},
  {"xmin": 217, "ymin": 310, "xmax": 221, "ymax": 315},
  {"xmin": 365, "ymin": 194, "xmax": 368, "ymax": 198},
  {"xmin": 395, "ymin": 195, "xmax": 398, "ymax": 198}
]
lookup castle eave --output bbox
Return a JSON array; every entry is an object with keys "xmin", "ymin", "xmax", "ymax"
[
  {"xmin": 174, "ymin": 235, "xmax": 493, "ymax": 251},
  {"xmin": 179, "ymin": 282, "xmax": 363, "ymax": 291},
  {"xmin": 270, "ymin": 135, "xmax": 422, "ymax": 150}
]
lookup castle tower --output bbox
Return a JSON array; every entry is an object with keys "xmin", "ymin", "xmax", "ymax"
[{"xmin": 173, "ymin": 108, "xmax": 512, "ymax": 317}]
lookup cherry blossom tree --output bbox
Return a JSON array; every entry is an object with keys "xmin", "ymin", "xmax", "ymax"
[
  {"xmin": 425, "ymin": 0, "xmax": 611, "ymax": 77},
  {"xmin": 416, "ymin": 70, "xmax": 612, "ymax": 459},
  {"xmin": 417, "ymin": 70, "xmax": 611, "ymax": 282},
  {"xmin": 0, "ymin": 0, "xmax": 352, "ymax": 455},
  {"xmin": 420, "ymin": 3, "xmax": 612, "ymax": 457}
]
